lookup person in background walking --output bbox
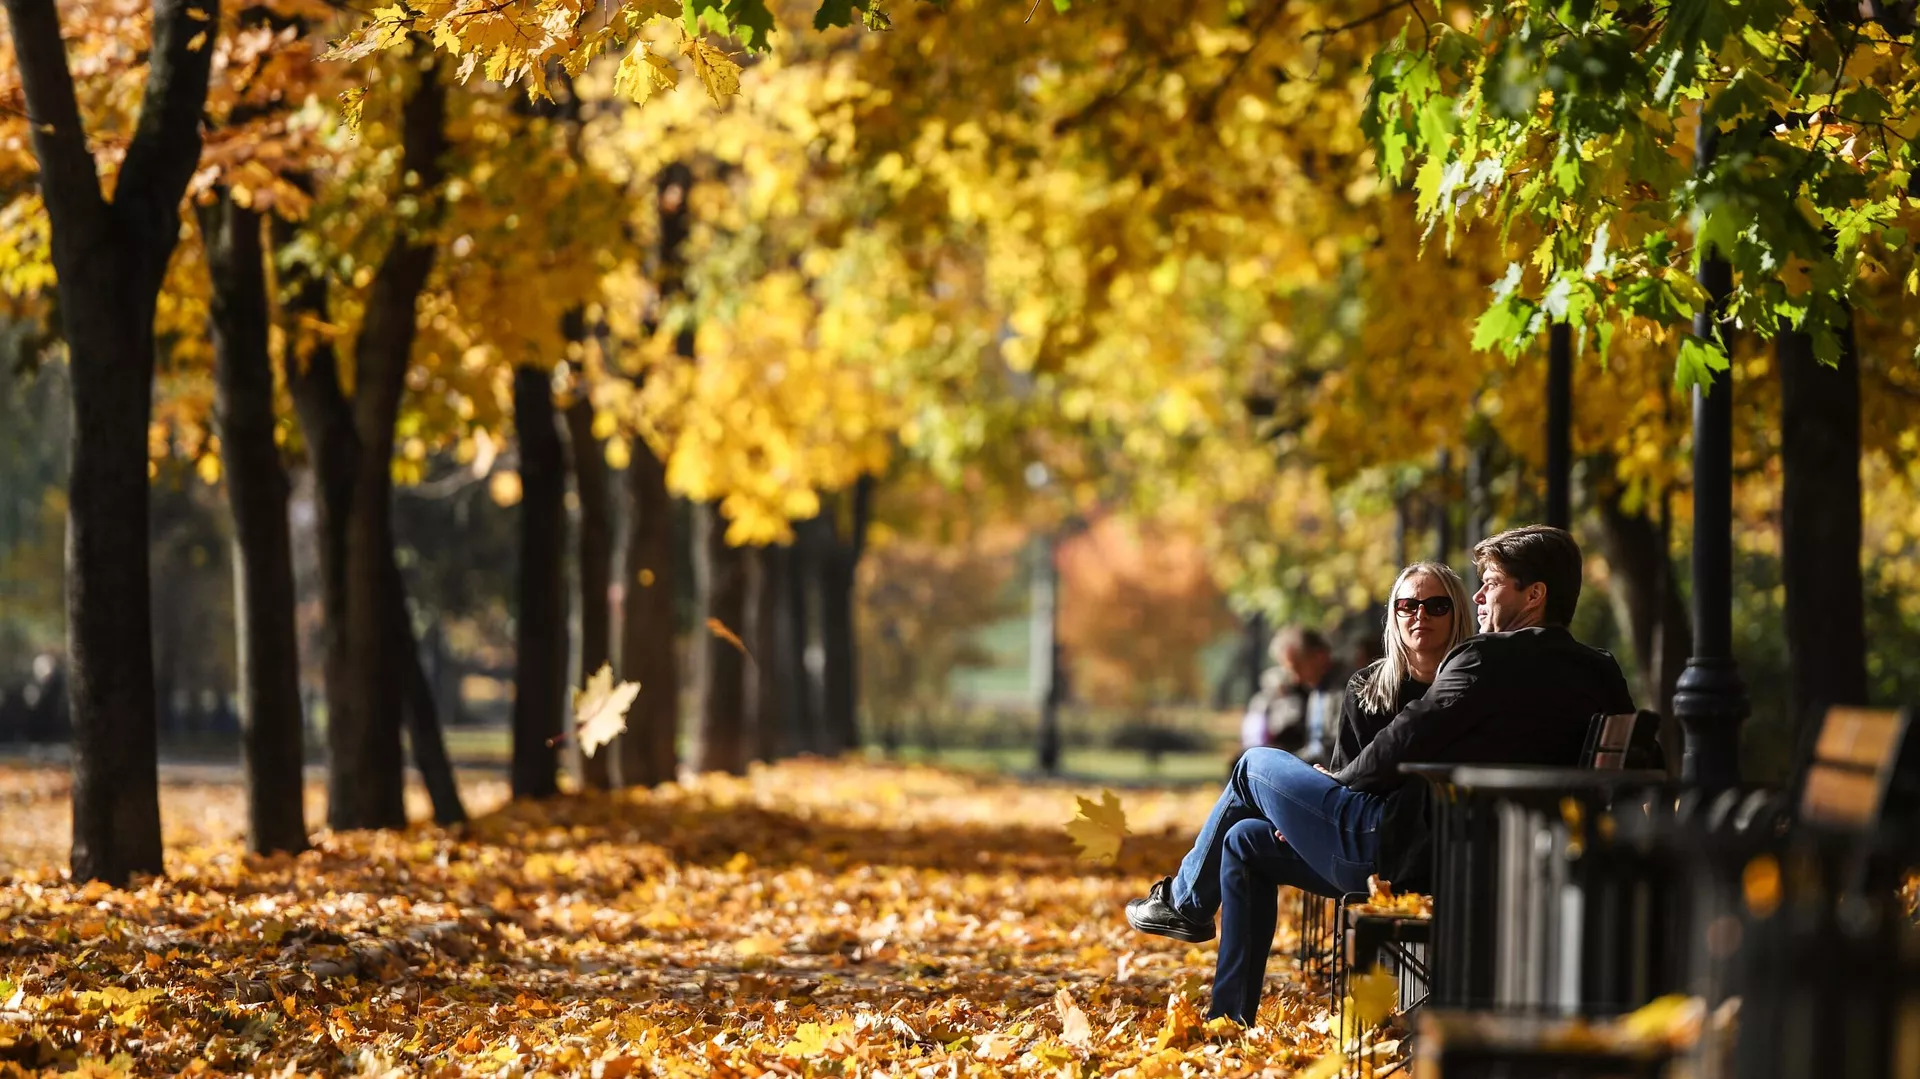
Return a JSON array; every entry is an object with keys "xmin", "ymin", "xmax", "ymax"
[{"xmin": 1239, "ymin": 627, "xmax": 1340, "ymax": 764}]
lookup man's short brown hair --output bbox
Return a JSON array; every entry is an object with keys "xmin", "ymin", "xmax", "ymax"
[{"xmin": 1471, "ymin": 525, "xmax": 1583, "ymax": 626}]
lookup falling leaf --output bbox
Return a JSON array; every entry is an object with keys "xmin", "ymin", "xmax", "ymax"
[
  {"xmin": 1054, "ymin": 988, "xmax": 1092, "ymax": 1048},
  {"xmin": 337, "ymin": 87, "xmax": 368, "ymax": 135},
  {"xmin": 1065, "ymin": 789, "xmax": 1127, "ymax": 864},
  {"xmin": 1344, "ymin": 966, "xmax": 1398, "ymax": 1037},
  {"xmin": 573, "ymin": 662, "xmax": 641, "ymax": 757},
  {"xmin": 706, "ymin": 617, "xmax": 752, "ymax": 662}
]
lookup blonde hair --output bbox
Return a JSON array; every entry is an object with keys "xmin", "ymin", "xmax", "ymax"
[{"xmin": 1358, "ymin": 562, "xmax": 1474, "ymax": 714}]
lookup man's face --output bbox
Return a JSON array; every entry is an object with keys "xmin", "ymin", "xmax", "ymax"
[
  {"xmin": 1472, "ymin": 564, "xmax": 1546, "ymax": 633},
  {"xmin": 1284, "ymin": 645, "xmax": 1332, "ymax": 686}
]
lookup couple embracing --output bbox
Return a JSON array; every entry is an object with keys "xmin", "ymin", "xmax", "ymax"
[{"xmin": 1126, "ymin": 525, "xmax": 1636, "ymax": 1025}]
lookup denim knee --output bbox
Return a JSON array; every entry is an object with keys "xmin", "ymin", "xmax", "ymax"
[{"xmin": 1222, "ymin": 818, "xmax": 1276, "ymax": 866}]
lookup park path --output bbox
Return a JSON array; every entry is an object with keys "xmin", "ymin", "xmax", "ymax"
[{"xmin": 0, "ymin": 760, "xmax": 1341, "ymax": 1076}]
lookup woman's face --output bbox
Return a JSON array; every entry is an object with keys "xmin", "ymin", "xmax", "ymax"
[{"xmin": 1392, "ymin": 571, "xmax": 1455, "ymax": 656}]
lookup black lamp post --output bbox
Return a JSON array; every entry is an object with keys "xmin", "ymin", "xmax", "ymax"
[
  {"xmin": 1671, "ymin": 131, "xmax": 1751, "ymax": 787},
  {"xmin": 1545, "ymin": 321, "xmax": 1573, "ymax": 531}
]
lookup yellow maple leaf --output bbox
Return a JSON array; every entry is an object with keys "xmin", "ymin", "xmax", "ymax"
[
  {"xmin": 680, "ymin": 35, "xmax": 741, "ymax": 105},
  {"xmin": 1065, "ymin": 789, "xmax": 1127, "ymax": 864},
  {"xmin": 613, "ymin": 40, "xmax": 678, "ymax": 104},
  {"xmin": 1342, "ymin": 965, "xmax": 1398, "ymax": 1039},
  {"xmin": 337, "ymin": 87, "xmax": 368, "ymax": 135},
  {"xmin": 573, "ymin": 662, "xmax": 641, "ymax": 757}
]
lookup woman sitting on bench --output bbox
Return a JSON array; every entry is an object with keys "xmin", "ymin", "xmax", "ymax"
[{"xmin": 1126, "ymin": 526, "xmax": 1635, "ymax": 1026}]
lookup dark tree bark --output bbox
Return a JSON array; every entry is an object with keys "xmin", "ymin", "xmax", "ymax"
[
  {"xmin": 1778, "ymin": 324, "xmax": 1868, "ymax": 727},
  {"xmin": 511, "ymin": 365, "xmax": 567, "ymax": 798},
  {"xmin": 694, "ymin": 506, "xmax": 750, "ymax": 774},
  {"xmin": 283, "ymin": 262, "xmax": 359, "ymax": 821},
  {"xmin": 393, "ymin": 585, "xmax": 466, "ymax": 824},
  {"xmin": 200, "ymin": 193, "xmax": 308, "ymax": 855},
  {"xmin": 288, "ymin": 292, "xmax": 465, "ymax": 829},
  {"xmin": 744, "ymin": 543, "xmax": 792, "ymax": 763},
  {"xmin": 6, "ymin": 0, "xmax": 217, "ymax": 881},
  {"xmin": 613, "ymin": 161, "xmax": 695, "ymax": 786},
  {"xmin": 333, "ymin": 67, "xmax": 447, "ymax": 829},
  {"xmin": 786, "ymin": 536, "xmax": 824, "ymax": 754},
  {"xmin": 1432, "ymin": 448, "xmax": 1455, "ymax": 563},
  {"xmin": 1597, "ymin": 486, "xmax": 1691, "ymax": 773},
  {"xmin": 564, "ymin": 392, "xmax": 614, "ymax": 789},
  {"xmin": 618, "ymin": 438, "xmax": 680, "ymax": 785},
  {"xmin": 800, "ymin": 477, "xmax": 873, "ymax": 756},
  {"xmin": 280, "ymin": 64, "xmax": 452, "ymax": 830}
]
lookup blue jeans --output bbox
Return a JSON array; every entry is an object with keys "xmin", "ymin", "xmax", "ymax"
[{"xmin": 1170, "ymin": 748, "xmax": 1385, "ymax": 1023}]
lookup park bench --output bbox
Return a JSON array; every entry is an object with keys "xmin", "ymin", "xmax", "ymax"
[
  {"xmin": 1413, "ymin": 704, "xmax": 1919, "ymax": 1079},
  {"xmin": 1299, "ymin": 709, "xmax": 1663, "ymax": 1076}
]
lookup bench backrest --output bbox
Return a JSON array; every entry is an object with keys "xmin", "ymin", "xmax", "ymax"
[
  {"xmin": 1795, "ymin": 706, "xmax": 1917, "ymax": 834},
  {"xmin": 1581, "ymin": 710, "xmax": 1664, "ymax": 772}
]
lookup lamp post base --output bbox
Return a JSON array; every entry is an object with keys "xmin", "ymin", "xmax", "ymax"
[{"xmin": 1672, "ymin": 657, "xmax": 1750, "ymax": 789}]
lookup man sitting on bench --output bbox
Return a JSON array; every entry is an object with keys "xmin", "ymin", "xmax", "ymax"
[{"xmin": 1125, "ymin": 525, "xmax": 1636, "ymax": 1025}]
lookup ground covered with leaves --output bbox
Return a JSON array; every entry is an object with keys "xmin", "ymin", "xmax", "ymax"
[{"xmin": 0, "ymin": 760, "xmax": 1351, "ymax": 1077}]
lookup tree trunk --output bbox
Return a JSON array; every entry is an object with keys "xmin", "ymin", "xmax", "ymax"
[
  {"xmin": 818, "ymin": 540, "xmax": 857, "ymax": 755},
  {"xmin": 1778, "ymin": 324, "xmax": 1868, "ymax": 727},
  {"xmin": 786, "ymin": 536, "xmax": 824, "ymax": 754},
  {"xmin": 618, "ymin": 437, "xmax": 680, "ymax": 785},
  {"xmin": 284, "ymin": 67, "xmax": 447, "ymax": 830},
  {"xmin": 392, "ymin": 581, "xmax": 466, "ymax": 824},
  {"xmin": 200, "ymin": 192, "xmax": 308, "ymax": 855},
  {"xmin": 564, "ymin": 394, "xmax": 614, "ymax": 789},
  {"xmin": 512, "ymin": 365, "xmax": 567, "ymax": 798},
  {"xmin": 745, "ymin": 543, "xmax": 791, "ymax": 762},
  {"xmin": 7, "ymin": 0, "xmax": 217, "ymax": 881},
  {"xmin": 802, "ymin": 477, "xmax": 872, "ymax": 757},
  {"xmin": 333, "ymin": 75, "xmax": 445, "ymax": 830},
  {"xmin": 694, "ymin": 505, "xmax": 750, "ymax": 774},
  {"xmin": 283, "ymin": 261, "xmax": 360, "ymax": 824},
  {"xmin": 288, "ymin": 271, "xmax": 465, "ymax": 828},
  {"xmin": 1597, "ymin": 485, "xmax": 1691, "ymax": 772}
]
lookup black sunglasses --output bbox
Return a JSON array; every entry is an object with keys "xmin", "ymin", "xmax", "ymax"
[{"xmin": 1393, "ymin": 596, "xmax": 1454, "ymax": 618}]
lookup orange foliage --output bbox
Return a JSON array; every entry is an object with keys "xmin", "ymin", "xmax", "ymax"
[{"xmin": 1056, "ymin": 515, "xmax": 1234, "ymax": 708}]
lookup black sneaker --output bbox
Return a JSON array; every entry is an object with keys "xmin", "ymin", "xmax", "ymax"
[{"xmin": 1125, "ymin": 876, "xmax": 1215, "ymax": 943}]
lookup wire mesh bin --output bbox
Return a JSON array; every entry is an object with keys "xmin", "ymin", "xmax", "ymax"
[
  {"xmin": 1327, "ymin": 904, "xmax": 1431, "ymax": 1077},
  {"xmin": 1295, "ymin": 887, "xmax": 1337, "ymax": 977}
]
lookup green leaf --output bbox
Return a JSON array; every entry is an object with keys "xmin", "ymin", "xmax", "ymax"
[
  {"xmin": 722, "ymin": 0, "xmax": 774, "ymax": 47},
  {"xmin": 1472, "ymin": 294, "xmax": 1533, "ymax": 354},
  {"xmin": 813, "ymin": 0, "xmax": 853, "ymax": 29},
  {"xmin": 1674, "ymin": 336, "xmax": 1730, "ymax": 392}
]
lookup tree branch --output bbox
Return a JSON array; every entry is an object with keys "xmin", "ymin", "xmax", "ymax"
[
  {"xmin": 117, "ymin": 0, "xmax": 221, "ymax": 296},
  {"xmin": 1304, "ymin": 0, "xmax": 1419, "ymax": 39},
  {"xmin": 2, "ymin": 0, "xmax": 109, "ymax": 245}
]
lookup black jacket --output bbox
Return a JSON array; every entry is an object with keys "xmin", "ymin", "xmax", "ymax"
[
  {"xmin": 1327, "ymin": 661, "xmax": 1431, "ymax": 774},
  {"xmin": 1333, "ymin": 625, "xmax": 1635, "ymax": 889}
]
